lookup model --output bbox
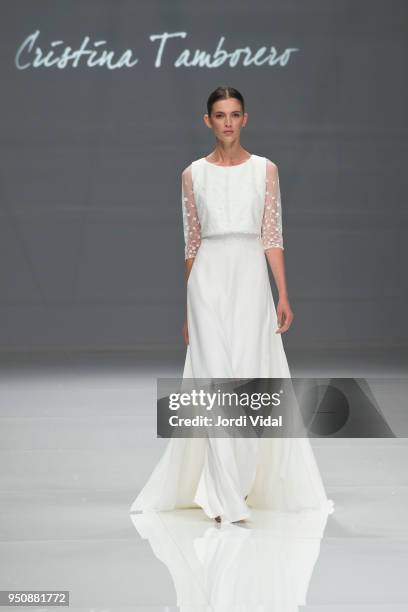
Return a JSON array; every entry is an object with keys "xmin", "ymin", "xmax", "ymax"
[{"xmin": 130, "ymin": 86, "xmax": 334, "ymax": 523}]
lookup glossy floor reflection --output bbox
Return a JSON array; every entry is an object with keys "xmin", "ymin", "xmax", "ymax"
[
  {"xmin": 131, "ymin": 507, "xmax": 331, "ymax": 610},
  {"xmin": 0, "ymin": 349, "xmax": 407, "ymax": 610}
]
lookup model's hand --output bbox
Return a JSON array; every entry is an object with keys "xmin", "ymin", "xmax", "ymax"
[
  {"xmin": 182, "ymin": 318, "xmax": 189, "ymax": 345},
  {"xmin": 276, "ymin": 297, "xmax": 294, "ymax": 334}
]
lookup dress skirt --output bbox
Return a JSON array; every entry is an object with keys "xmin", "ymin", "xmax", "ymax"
[{"xmin": 130, "ymin": 233, "xmax": 334, "ymax": 522}]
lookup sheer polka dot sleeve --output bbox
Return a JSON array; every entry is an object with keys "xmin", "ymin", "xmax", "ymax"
[
  {"xmin": 182, "ymin": 164, "xmax": 202, "ymax": 260},
  {"xmin": 261, "ymin": 159, "xmax": 284, "ymax": 251}
]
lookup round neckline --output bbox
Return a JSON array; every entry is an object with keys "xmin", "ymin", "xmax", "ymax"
[{"xmin": 203, "ymin": 154, "xmax": 253, "ymax": 168}]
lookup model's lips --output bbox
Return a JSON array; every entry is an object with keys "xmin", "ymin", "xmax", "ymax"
[{"xmin": 223, "ymin": 130, "xmax": 233, "ymax": 134}]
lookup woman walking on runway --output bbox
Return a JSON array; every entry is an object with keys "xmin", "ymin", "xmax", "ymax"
[{"xmin": 130, "ymin": 86, "xmax": 333, "ymax": 523}]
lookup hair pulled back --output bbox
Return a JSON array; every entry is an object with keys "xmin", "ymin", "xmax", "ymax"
[{"xmin": 206, "ymin": 86, "xmax": 245, "ymax": 117}]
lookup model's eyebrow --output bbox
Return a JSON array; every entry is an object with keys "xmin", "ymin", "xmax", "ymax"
[{"xmin": 214, "ymin": 110, "xmax": 242, "ymax": 114}]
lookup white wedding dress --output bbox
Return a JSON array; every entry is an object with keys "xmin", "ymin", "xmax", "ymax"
[{"xmin": 130, "ymin": 154, "xmax": 334, "ymax": 522}]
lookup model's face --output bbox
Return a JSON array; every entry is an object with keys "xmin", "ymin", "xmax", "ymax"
[{"xmin": 204, "ymin": 99, "xmax": 248, "ymax": 140}]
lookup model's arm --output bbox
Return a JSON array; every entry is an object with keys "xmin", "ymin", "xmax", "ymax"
[
  {"xmin": 262, "ymin": 160, "xmax": 294, "ymax": 334},
  {"xmin": 184, "ymin": 257, "xmax": 194, "ymax": 327},
  {"xmin": 181, "ymin": 165, "xmax": 202, "ymax": 345},
  {"xmin": 185, "ymin": 257, "xmax": 194, "ymax": 284}
]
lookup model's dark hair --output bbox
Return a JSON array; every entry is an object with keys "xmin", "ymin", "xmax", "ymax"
[{"xmin": 206, "ymin": 87, "xmax": 245, "ymax": 116}]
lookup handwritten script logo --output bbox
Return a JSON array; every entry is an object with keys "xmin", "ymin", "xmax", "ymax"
[{"xmin": 15, "ymin": 30, "xmax": 299, "ymax": 70}]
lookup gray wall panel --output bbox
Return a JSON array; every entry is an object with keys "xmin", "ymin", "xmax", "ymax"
[{"xmin": 0, "ymin": 0, "xmax": 406, "ymax": 350}]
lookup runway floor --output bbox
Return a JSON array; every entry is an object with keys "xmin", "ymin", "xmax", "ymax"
[{"xmin": 0, "ymin": 347, "xmax": 407, "ymax": 610}]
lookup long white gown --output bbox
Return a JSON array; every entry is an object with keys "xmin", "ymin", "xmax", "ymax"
[{"xmin": 130, "ymin": 153, "xmax": 334, "ymax": 522}]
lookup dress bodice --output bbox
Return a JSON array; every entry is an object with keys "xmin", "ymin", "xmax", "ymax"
[{"xmin": 181, "ymin": 153, "xmax": 284, "ymax": 260}]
